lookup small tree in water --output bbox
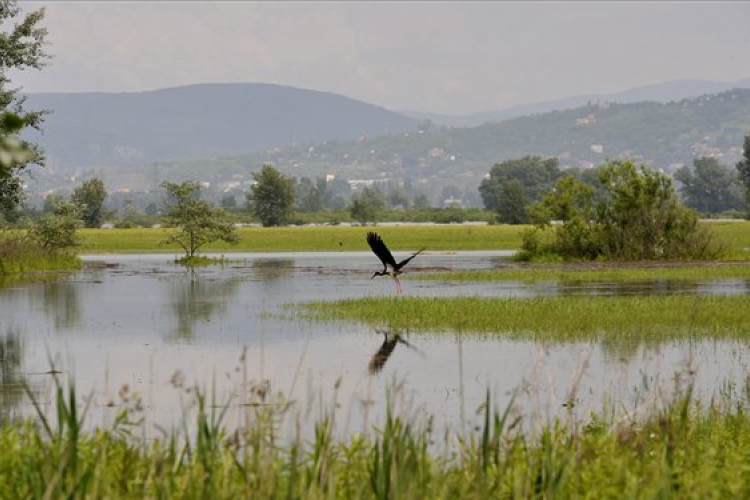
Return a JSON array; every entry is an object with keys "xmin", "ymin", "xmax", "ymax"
[{"xmin": 161, "ymin": 181, "xmax": 238, "ymax": 260}]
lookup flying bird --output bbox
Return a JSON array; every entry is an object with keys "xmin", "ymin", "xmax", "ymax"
[{"xmin": 366, "ymin": 231, "xmax": 424, "ymax": 294}]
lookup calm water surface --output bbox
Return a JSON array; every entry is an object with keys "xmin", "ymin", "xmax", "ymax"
[{"xmin": 1, "ymin": 251, "xmax": 750, "ymax": 435}]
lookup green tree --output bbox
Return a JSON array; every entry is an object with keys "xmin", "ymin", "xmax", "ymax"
[
  {"xmin": 161, "ymin": 181, "xmax": 238, "ymax": 258},
  {"xmin": 349, "ymin": 186, "xmax": 385, "ymax": 225},
  {"xmin": 531, "ymin": 175, "xmax": 599, "ymax": 259},
  {"xmin": 596, "ymin": 161, "xmax": 716, "ymax": 260},
  {"xmin": 387, "ymin": 185, "xmax": 410, "ymax": 209},
  {"xmin": 532, "ymin": 175, "xmax": 595, "ymax": 224},
  {"xmin": 247, "ymin": 164, "xmax": 295, "ymax": 226},
  {"xmin": 27, "ymin": 200, "xmax": 81, "ymax": 250},
  {"xmin": 479, "ymin": 156, "xmax": 561, "ymax": 222},
  {"xmin": 496, "ymin": 179, "xmax": 529, "ymax": 224},
  {"xmin": 71, "ymin": 178, "xmax": 107, "ymax": 228},
  {"xmin": 220, "ymin": 194, "xmax": 237, "ymax": 211},
  {"xmin": 145, "ymin": 202, "xmax": 159, "ymax": 216},
  {"xmin": 0, "ymin": 113, "xmax": 33, "ymax": 222},
  {"xmin": 675, "ymin": 157, "xmax": 742, "ymax": 215},
  {"xmin": 525, "ymin": 161, "xmax": 719, "ymax": 261},
  {"xmin": 0, "ymin": 1, "xmax": 49, "ymax": 220},
  {"xmin": 294, "ymin": 177, "xmax": 323, "ymax": 213},
  {"xmin": 736, "ymin": 134, "xmax": 750, "ymax": 219},
  {"xmin": 413, "ymin": 193, "xmax": 430, "ymax": 210}
]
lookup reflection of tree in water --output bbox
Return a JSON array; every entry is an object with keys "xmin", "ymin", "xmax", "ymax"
[
  {"xmin": 168, "ymin": 272, "xmax": 246, "ymax": 339},
  {"xmin": 41, "ymin": 280, "xmax": 81, "ymax": 330},
  {"xmin": 0, "ymin": 330, "xmax": 32, "ymax": 425},
  {"xmin": 252, "ymin": 259, "xmax": 294, "ymax": 280}
]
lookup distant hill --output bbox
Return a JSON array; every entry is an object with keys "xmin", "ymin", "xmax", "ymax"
[
  {"xmin": 149, "ymin": 87, "xmax": 746, "ymax": 205},
  {"xmin": 406, "ymin": 77, "xmax": 750, "ymax": 127},
  {"xmin": 22, "ymin": 83, "xmax": 420, "ymax": 172},
  {"xmin": 22, "ymin": 86, "xmax": 750, "ymax": 209}
]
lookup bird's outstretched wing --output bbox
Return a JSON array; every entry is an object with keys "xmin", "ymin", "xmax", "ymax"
[
  {"xmin": 367, "ymin": 232, "xmax": 397, "ymax": 267},
  {"xmin": 396, "ymin": 248, "xmax": 424, "ymax": 270}
]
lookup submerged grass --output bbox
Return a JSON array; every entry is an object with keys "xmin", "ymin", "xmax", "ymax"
[
  {"xmin": 298, "ymin": 295, "xmax": 750, "ymax": 342},
  {"xmin": 416, "ymin": 262, "xmax": 750, "ymax": 283},
  {"xmin": 7, "ymin": 376, "xmax": 750, "ymax": 498}
]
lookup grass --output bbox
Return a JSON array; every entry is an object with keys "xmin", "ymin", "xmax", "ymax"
[
  {"xmin": 297, "ymin": 295, "xmax": 750, "ymax": 343},
  {"xmin": 76, "ymin": 225, "xmax": 525, "ymax": 254},
  {"xmin": 416, "ymin": 262, "xmax": 750, "ymax": 283},
  {"xmin": 69, "ymin": 221, "xmax": 750, "ymax": 257},
  {"xmin": 7, "ymin": 375, "xmax": 750, "ymax": 498},
  {"xmin": 0, "ymin": 234, "xmax": 81, "ymax": 275}
]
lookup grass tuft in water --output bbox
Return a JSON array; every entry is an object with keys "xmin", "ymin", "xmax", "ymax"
[
  {"xmin": 175, "ymin": 254, "xmax": 230, "ymax": 266},
  {"xmin": 0, "ymin": 234, "xmax": 81, "ymax": 275},
  {"xmin": 297, "ymin": 295, "xmax": 750, "ymax": 342}
]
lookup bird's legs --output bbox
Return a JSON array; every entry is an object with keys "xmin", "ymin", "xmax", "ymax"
[{"xmin": 395, "ymin": 276, "xmax": 402, "ymax": 295}]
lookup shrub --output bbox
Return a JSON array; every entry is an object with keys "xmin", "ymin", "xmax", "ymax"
[{"xmin": 523, "ymin": 161, "xmax": 724, "ymax": 261}]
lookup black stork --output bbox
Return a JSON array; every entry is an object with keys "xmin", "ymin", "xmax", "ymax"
[{"xmin": 366, "ymin": 231, "xmax": 424, "ymax": 294}]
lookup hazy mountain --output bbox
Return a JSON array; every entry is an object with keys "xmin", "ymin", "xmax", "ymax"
[
  {"xmin": 405, "ymin": 77, "xmax": 750, "ymax": 127},
  {"xmin": 49, "ymin": 86, "xmax": 750, "ymax": 206},
  {"xmin": 22, "ymin": 83, "xmax": 420, "ymax": 173}
]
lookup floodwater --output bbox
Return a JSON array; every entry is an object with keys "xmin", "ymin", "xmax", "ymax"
[{"xmin": 1, "ymin": 251, "xmax": 750, "ymax": 436}]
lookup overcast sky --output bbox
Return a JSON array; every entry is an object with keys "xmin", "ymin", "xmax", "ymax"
[{"xmin": 9, "ymin": 1, "xmax": 750, "ymax": 115}]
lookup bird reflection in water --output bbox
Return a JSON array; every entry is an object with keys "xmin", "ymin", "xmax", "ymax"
[{"xmin": 368, "ymin": 328, "xmax": 421, "ymax": 375}]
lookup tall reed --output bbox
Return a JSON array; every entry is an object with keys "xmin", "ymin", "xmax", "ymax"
[{"xmin": 5, "ymin": 375, "xmax": 750, "ymax": 498}]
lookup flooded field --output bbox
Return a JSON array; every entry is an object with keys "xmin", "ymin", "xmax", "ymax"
[{"xmin": 2, "ymin": 251, "xmax": 750, "ymax": 436}]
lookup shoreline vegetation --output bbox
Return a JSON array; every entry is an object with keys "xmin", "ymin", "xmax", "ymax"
[
  {"xmin": 6, "ymin": 376, "xmax": 750, "ymax": 498},
  {"xmin": 0, "ymin": 235, "xmax": 81, "ymax": 276},
  {"xmin": 3, "ymin": 220, "xmax": 749, "ymax": 274},
  {"xmin": 70, "ymin": 221, "xmax": 750, "ymax": 256}
]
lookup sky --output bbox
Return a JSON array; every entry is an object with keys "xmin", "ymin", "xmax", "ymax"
[{"xmin": 9, "ymin": 1, "xmax": 750, "ymax": 115}]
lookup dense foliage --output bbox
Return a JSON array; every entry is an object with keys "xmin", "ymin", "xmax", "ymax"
[
  {"xmin": 523, "ymin": 161, "xmax": 721, "ymax": 260},
  {"xmin": 27, "ymin": 199, "xmax": 81, "ymax": 251},
  {"xmin": 0, "ymin": 0, "xmax": 48, "ymax": 220},
  {"xmin": 675, "ymin": 157, "xmax": 743, "ymax": 215},
  {"xmin": 737, "ymin": 133, "xmax": 750, "ymax": 218},
  {"xmin": 349, "ymin": 186, "xmax": 386, "ymax": 225},
  {"xmin": 479, "ymin": 156, "xmax": 561, "ymax": 224},
  {"xmin": 247, "ymin": 164, "xmax": 295, "ymax": 227},
  {"xmin": 71, "ymin": 178, "xmax": 107, "ymax": 228}
]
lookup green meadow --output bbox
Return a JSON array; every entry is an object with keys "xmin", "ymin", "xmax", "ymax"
[
  {"xmin": 74, "ymin": 220, "xmax": 750, "ymax": 256},
  {"xmin": 76, "ymin": 225, "xmax": 525, "ymax": 254}
]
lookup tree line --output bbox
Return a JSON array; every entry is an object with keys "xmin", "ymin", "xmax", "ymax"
[{"xmin": 480, "ymin": 138, "xmax": 750, "ymax": 225}]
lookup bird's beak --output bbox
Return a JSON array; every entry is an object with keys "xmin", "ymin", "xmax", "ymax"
[{"xmin": 370, "ymin": 273, "xmax": 378, "ymax": 280}]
